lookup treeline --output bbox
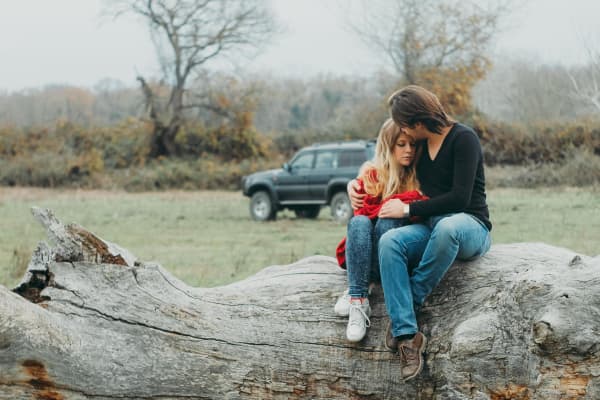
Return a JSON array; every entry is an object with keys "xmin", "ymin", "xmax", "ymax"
[
  {"xmin": 0, "ymin": 79, "xmax": 142, "ymax": 127},
  {"xmin": 2, "ymin": 60, "xmax": 598, "ymax": 131},
  {"xmin": 1, "ymin": 60, "xmax": 599, "ymax": 190},
  {"xmin": 474, "ymin": 58, "xmax": 599, "ymax": 123}
]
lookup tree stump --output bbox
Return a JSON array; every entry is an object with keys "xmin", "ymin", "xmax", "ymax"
[{"xmin": 1, "ymin": 208, "xmax": 599, "ymax": 399}]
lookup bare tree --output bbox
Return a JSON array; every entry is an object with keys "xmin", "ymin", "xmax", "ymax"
[
  {"xmin": 108, "ymin": 0, "xmax": 276, "ymax": 157},
  {"xmin": 569, "ymin": 43, "xmax": 600, "ymax": 113},
  {"xmin": 474, "ymin": 57, "xmax": 585, "ymax": 123},
  {"xmin": 347, "ymin": 0, "xmax": 515, "ymax": 113}
]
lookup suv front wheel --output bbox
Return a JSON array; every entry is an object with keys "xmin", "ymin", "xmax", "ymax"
[
  {"xmin": 330, "ymin": 192, "xmax": 352, "ymax": 224},
  {"xmin": 250, "ymin": 191, "xmax": 276, "ymax": 221}
]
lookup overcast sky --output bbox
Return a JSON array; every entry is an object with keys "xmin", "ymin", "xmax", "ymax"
[{"xmin": 0, "ymin": 0, "xmax": 599, "ymax": 92}]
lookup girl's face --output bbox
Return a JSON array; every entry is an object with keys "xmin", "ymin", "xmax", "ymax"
[{"xmin": 392, "ymin": 133, "xmax": 416, "ymax": 167}]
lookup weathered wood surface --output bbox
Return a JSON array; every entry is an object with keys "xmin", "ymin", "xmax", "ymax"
[{"xmin": 1, "ymin": 208, "xmax": 599, "ymax": 399}]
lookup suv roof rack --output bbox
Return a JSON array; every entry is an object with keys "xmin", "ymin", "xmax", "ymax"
[{"xmin": 312, "ymin": 139, "xmax": 375, "ymax": 147}]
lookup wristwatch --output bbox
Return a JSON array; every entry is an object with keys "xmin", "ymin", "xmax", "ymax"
[{"xmin": 403, "ymin": 204, "xmax": 410, "ymax": 217}]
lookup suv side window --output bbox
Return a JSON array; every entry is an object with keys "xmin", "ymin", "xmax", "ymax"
[
  {"xmin": 366, "ymin": 143, "xmax": 375, "ymax": 161},
  {"xmin": 290, "ymin": 151, "xmax": 314, "ymax": 171},
  {"xmin": 315, "ymin": 150, "xmax": 337, "ymax": 169},
  {"xmin": 338, "ymin": 149, "xmax": 366, "ymax": 168}
]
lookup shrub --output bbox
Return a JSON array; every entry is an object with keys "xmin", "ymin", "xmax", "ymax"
[
  {"xmin": 116, "ymin": 156, "xmax": 282, "ymax": 192},
  {"xmin": 475, "ymin": 119, "xmax": 600, "ymax": 166},
  {"xmin": 487, "ymin": 148, "xmax": 600, "ymax": 188},
  {"xmin": 1, "ymin": 116, "xmax": 598, "ymax": 190},
  {"xmin": 174, "ymin": 123, "xmax": 274, "ymax": 161},
  {"xmin": 0, "ymin": 151, "xmax": 73, "ymax": 187}
]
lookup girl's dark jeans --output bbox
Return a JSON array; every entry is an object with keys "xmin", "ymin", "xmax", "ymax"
[{"xmin": 345, "ymin": 215, "xmax": 408, "ymax": 298}]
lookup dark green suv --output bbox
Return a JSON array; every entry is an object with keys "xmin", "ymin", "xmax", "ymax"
[{"xmin": 241, "ymin": 140, "xmax": 375, "ymax": 223}]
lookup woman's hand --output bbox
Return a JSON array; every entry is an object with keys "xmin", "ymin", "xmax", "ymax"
[
  {"xmin": 347, "ymin": 179, "xmax": 364, "ymax": 210},
  {"xmin": 378, "ymin": 199, "xmax": 407, "ymax": 218}
]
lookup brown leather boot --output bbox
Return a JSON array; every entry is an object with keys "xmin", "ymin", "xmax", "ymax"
[{"xmin": 398, "ymin": 332, "xmax": 427, "ymax": 381}]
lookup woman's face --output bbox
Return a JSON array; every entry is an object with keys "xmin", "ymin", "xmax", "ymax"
[{"xmin": 392, "ymin": 133, "xmax": 416, "ymax": 167}]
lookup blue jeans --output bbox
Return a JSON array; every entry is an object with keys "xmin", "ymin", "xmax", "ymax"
[
  {"xmin": 346, "ymin": 215, "xmax": 408, "ymax": 298},
  {"xmin": 378, "ymin": 213, "xmax": 491, "ymax": 337}
]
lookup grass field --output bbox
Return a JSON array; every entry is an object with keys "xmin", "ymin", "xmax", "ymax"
[{"xmin": 1, "ymin": 187, "xmax": 598, "ymax": 289}]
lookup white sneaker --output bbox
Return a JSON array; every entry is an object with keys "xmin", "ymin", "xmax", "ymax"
[
  {"xmin": 334, "ymin": 286, "xmax": 374, "ymax": 317},
  {"xmin": 346, "ymin": 298, "xmax": 371, "ymax": 342},
  {"xmin": 334, "ymin": 289, "xmax": 351, "ymax": 316}
]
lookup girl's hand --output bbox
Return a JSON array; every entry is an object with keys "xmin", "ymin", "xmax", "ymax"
[
  {"xmin": 347, "ymin": 179, "xmax": 364, "ymax": 210},
  {"xmin": 378, "ymin": 199, "xmax": 406, "ymax": 218}
]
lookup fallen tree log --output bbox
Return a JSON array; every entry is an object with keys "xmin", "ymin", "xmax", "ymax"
[{"xmin": 1, "ymin": 208, "xmax": 599, "ymax": 399}]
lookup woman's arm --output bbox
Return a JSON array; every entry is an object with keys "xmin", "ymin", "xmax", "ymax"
[
  {"xmin": 348, "ymin": 165, "xmax": 378, "ymax": 210},
  {"xmin": 347, "ymin": 179, "xmax": 364, "ymax": 210}
]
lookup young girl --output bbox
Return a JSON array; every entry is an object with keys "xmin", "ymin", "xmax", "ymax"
[{"xmin": 334, "ymin": 118, "xmax": 426, "ymax": 342}]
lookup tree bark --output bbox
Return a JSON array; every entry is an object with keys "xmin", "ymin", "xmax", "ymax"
[{"xmin": 1, "ymin": 208, "xmax": 599, "ymax": 399}]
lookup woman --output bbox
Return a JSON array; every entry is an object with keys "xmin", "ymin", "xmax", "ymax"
[{"xmin": 334, "ymin": 118, "xmax": 427, "ymax": 342}]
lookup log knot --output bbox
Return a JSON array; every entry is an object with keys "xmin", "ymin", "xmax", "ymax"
[
  {"xmin": 568, "ymin": 255, "xmax": 582, "ymax": 267},
  {"xmin": 532, "ymin": 321, "xmax": 552, "ymax": 346}
]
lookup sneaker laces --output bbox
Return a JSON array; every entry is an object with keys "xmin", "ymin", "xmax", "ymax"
[{"xmin": 348, "ymin": 302, "xmax": 371, "ymax": 328}]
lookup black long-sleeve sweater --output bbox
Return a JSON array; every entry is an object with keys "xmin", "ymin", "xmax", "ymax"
[{"xmin": 409, "ymin": 123, "xmax": 492, "ymax": 231}]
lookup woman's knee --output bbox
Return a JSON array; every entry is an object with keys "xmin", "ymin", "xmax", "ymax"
[
  {"xmin": 348, "ymin": 215, "xmax": 372, "ymax": 233},
  {"xmin": 375, "ymin": 218, "xmax": 406, "ymax": 238},
  {"xmin": 379, "ymin": 229, "xmax": 405, "ymax": 255},
  {"xmin": 431, "ymin": 216, "xmax": 461, "ymax": 242},
  {"xmin": 378, "ymin": 229, "xmax": 413, "ymax": 273},
  {"xmin": 347, "ymin": 216, "xmax": 372, "ymax": 245}
]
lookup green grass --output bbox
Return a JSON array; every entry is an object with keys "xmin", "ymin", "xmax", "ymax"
[
  {"xmin": 487, "ymin": 187, "xmax": 599, "ymax": 254},
  {"xmin": 1, "ymin": 187, "xmax": 598, "ymax": 289}
]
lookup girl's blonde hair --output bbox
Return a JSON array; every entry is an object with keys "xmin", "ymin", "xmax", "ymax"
[{"xmin": 360, "ymin": 118, "xmax": 420, "ymax": 199}]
